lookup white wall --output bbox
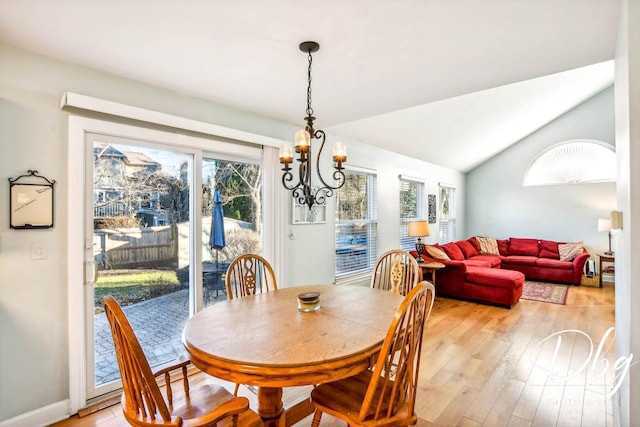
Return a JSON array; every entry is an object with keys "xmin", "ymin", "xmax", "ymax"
[
  {"xmin": 466, "ymin": 86, "xmax": 616, "ymax": 258},
  {"xmin": 0, "ymin": 42, "xmax": 464, "ymax": 423},
  {"xmin": 0, "ymin": 41, "xmax": 291, "ymax": 422},
  {"xmin": 613, "ymin": 0, "xmax": 640, "ymax": 424},
  {"xmin": 285, "ymin": 137, "xmax": 465, "ymax": 288}
]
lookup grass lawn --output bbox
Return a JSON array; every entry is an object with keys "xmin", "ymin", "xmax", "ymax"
[{"xmin": 94, "ymin": 269, "xmax": 180, "ymax": 313}]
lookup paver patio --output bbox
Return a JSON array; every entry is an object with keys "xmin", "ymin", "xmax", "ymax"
[{"xmin": 94, "ymin": 288, "xmax": 227, "ymax": 385}]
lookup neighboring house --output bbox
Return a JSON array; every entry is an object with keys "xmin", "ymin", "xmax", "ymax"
[
  {"xmin": 93, "ymin": 142, "xmax": 128, "ymax": 218},
  {"xmin": 93, "ymin": 142, "xmax": 171, "ymax": 226}
]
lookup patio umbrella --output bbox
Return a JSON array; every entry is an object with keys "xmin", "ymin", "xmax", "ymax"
[{"xmin": 209, "ymin": 189, "xmax": 226, "ymax": 266}]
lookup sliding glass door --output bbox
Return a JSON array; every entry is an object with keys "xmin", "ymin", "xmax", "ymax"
[{"xmin": 83, "ymin": 132, "xmax": 264, "ymax": 401}]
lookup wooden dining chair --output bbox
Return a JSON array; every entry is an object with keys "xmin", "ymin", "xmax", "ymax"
[
  {"xmin": 225, "ymin": 253, "xmax": 277, "ymax": 299},
  {"xmin": 370, "ymin": 249, "xmax": 421, "ymax": 296},
  {"xmin": 310, "ymin": 281, "xmax": 435, "ymax": 427},
  {"xmin": 102, "ymin": 296, "xmax": 262, "ymax": 427},
  {"xmin": 225, "ymin": 253, "xmax": 277, "ymax": 395}
]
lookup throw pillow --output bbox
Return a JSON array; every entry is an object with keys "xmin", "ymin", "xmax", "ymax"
[
  {"xmin": 509, "ymin": 238, "xmax": 539, "ymax": 256},
  {"xmin": 497, "ymin": 239, "xmax": 509, "ymax": 256},
  {"xmin": 425, "ymin": 245, "xmax": 450, "ymax": 260},
  {"xmin": 442, "ymin": 242, "xmax": 465, "ymax": 261},
  {"xmin": 476, "ymin": 236, "xmax": 500, "ymax": 255},
  {"xmin": 467, "ymin": 236, "xmax": 481, "ymax": 252},
  {"xmin": 559, "ymin": 241, "xmax": 583, "ymax": 261},
  {"xmin": 456, "ymin": 240, "xmax": 479, "ymax": 258},
  {"xmin": 539, "ymin": 240, "xmax": 561, "ymax": 259}
]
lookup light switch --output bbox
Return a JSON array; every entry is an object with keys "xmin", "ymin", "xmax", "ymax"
[{"xmin": 31, "ymin": 241, "xmax": 46, "ymax": 260}]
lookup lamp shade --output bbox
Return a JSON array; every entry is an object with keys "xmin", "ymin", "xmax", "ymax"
[
  {"xmin": 408, "ymin": 220, "xmax": 429, "ymax": 237},
  {"xmin": 294, "ymin": 129, "xmax": 310, "ymax": 152},
  {"xmin": 333, "ymin": 141, "xmax": 347, "ymax": 160},
  {"xmin": 597, "ymin": 218, "xmax": 611, "ymax": 232}
]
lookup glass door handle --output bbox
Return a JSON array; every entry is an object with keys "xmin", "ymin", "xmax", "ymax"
[{"xmin": 85, "ymin": 260, "xmax": 98, "ymax": 285}]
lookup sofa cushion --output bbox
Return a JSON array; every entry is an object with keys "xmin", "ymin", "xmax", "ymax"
[
  {"xmin": 456, "ymin": 240, "xmax": 479, "ymax": 258},
  {"xmin": 536, "ymin": 257, "xmax": 574, "ymax": 270},
  {"xmin": 476, "ymin": 236, "xmax": 500, "ymax": 255},
  {"xmin": 497, "ymin": 239, "xmax": 509, "ymax": 256},
  {"xmin": 442, "ymin": 242, "xmax": 465, "ymax": 261},
  {"xmin": 426, "ymin": 245, "xmax": 450, "ymax": 260},
  {"xmin": 559, "ymin": 241, "xmax": 583, "ymax": 261},
  {"xmin": 502, "ymin": 255, "xmax": 538, "ymax": 266},
  {"xmin": 465, "ymin": 266, "xmax": 525, "ymax": 290},
  {"xmin": 539, "ymin": 240, "xmax": 561, "ymax": 259},
  {"xmin": 508, "ymin": 238, "xmax": 539, "ymax": 256},
  {"xmin": 471, "ymin": 254, "xmax": 502, "ymax": 267},
  {"xmin": 463, "ymin": 259, "xmax": 494, "ymax": 268}
]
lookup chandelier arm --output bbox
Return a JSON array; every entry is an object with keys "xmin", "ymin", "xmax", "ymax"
[
  {"xmin": 313, "ymin": 130, "xmax": 345, "ymax": 191},
  {"xmin": 286, "ymin": 156, "xmax": 317, "ymax": 207},
  {"xmin": 281, "ymin": 170, "xmax": 299, "ymax": 191},
  {"xmin": 312, "ymin": 188, "xmax": 333, "ymax": 206},
  {"xmin": 292, "ymin": 187, "xmax": 311, "ymax": 206},
  {"xmin": 332, "ymin": 169, "xmax": 346, "ymax": 187}
]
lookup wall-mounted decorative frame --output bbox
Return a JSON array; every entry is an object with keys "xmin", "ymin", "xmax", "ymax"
[
  {"xmin": 8, "ymin": 170, "xmax": 56, "ymax": 229},
  {"xmin": 292, "ymin": 198, "xmax": 327, "ymax": 224},
  {"xmin": 428, "ymin": 194, "xmax": 436, "ymax": 224}
]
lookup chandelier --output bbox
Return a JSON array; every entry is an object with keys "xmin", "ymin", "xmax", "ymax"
[{"xmin": 279, "ymin": 41, "xmax": 347, "ymax": 209}]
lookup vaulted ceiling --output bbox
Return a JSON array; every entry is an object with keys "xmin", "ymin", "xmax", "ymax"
[{"xmin": 0, "ymin": 0, "xmax": 620, "ymax": 171}]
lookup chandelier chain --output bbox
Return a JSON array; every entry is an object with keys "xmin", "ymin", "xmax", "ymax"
[{"xmin": 306, "ymin": 50, "xmax": 314, "ymax": 117}]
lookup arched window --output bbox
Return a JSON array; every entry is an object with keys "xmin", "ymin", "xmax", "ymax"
[{"xmin": 523, "ymin": 140, "xmax": 616, "ymax": 186}]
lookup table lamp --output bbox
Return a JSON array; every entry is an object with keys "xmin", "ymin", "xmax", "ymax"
[
  {"xmin": 598, "ymin": 218, "xmax": 613, "ymax": 255},
  {"xmin": 408, "ymin": 220, "xmax": 430, "ymax": 263}
]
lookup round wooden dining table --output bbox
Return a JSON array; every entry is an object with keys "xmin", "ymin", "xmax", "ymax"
[{"xmin": 182, "ymin": 284, "xmax": 404, "ymax": 426}]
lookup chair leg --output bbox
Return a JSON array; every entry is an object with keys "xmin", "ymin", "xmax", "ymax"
[
  {"xmin": 204, "ymin": 288, "xmax": 211, "ymax": 307},
  {"xmin": 233, "ymin": 382, "xmax": 240, "ymax": 396},
  {"xmin": 311, "ymin": 409, "xmax": 323, "ymax": 427}
]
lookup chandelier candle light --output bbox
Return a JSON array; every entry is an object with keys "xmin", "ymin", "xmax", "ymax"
[
  {"xmin": 279, "ymin": 41, "xmax": 347, "ymax": 209},
  {"xmin": 408, "ymin": 220, "xmax": 430, "ymax": 263}
]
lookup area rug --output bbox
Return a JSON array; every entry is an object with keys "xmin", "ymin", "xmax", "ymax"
[{"xmin": 521, "ymin": 280, "xmax": 569, "ymax": 305}]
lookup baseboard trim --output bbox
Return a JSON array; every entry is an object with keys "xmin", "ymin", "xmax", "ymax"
[
  {"xmin": 77, "ymin": 396, "xmax": 120, "ymax": 418},
  {"xmin": 0, "ymin": 400, "xmax": 70, "ymax": 427}
]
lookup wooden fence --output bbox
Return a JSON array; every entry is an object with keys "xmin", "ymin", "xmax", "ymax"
[{"xmin": 94, "ymin": 225, "xmax": 178, "ymax": 269}]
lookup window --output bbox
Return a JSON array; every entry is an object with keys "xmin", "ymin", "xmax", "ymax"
[
  {"xmin": 399, "ymin": 177, "xmax": 425, "ymax": 251},
  {"xmin": 439, "ymin": 184, "xmax": 456, "ymax": 242},
  {"xmin": 335, "ymin": 170, "xmax": 378, "ymax": 278},
  {"xmin": 523, "ymin": 140, "xmax": 616, "ymax": 186}
]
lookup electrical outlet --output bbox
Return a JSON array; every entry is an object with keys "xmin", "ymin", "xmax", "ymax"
[{"xmin": 31, "ymin": 241, "xmax": 46, "ymax": 260}]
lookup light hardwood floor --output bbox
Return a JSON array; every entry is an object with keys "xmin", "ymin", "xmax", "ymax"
[{"xmin": 51, "ymin": 281, "xmax": 616, "ymax": 427}]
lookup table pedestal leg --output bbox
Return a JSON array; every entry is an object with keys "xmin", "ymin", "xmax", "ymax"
[{"xmin": 257, "ymin": 386, "xmax": 284, "ymax": 427}]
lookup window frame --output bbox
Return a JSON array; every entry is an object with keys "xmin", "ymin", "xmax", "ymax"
[
  {"xmin": 334, "ymin": 168, "xmax": 378, "ymax": 281},
  {"xmin": 399, "ymin": 176, "xmax": 426, "ymax": 251},
  {"xmin": 438, "ymin": 183, "xmax": 456, "ymax": 243}
]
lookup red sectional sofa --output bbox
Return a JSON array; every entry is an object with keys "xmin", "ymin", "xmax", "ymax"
[
  {"xmin": 498, "ymin": 237, "xmax": 589, "ymax": 285},
  {"xmin": 413, "ymin": 236, "xmax": 589, "ymax": 308}
]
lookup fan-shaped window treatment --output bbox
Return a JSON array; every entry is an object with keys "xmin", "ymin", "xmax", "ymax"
[{"xmin": 523, "ymin": 140, "xmax": 616, "ymax": 186}]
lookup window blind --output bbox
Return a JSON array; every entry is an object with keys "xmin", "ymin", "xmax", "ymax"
[
  {"xmin": 399, "ymin": 179, "xmax": 425, "ymax": 251},
  {"xmin": 335, "ymin": 171, "xmax": 378, "ymax": 278}
]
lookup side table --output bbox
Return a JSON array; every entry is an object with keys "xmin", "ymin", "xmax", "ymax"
[
  {"xmin": 419, "ymin": 261, "xmax": 445, "ymax": 287},
  {"xmin": 598, "ymin": 253, "xmax": 615, "ymax": 287}
]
